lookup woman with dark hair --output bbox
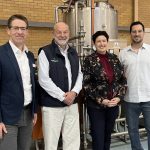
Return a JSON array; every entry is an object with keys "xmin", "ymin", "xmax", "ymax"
[{"xmin": 83, "ymin": 31, "xmax": 127, "ymax": 150}]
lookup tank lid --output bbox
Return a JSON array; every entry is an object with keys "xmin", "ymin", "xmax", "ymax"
[
  {"xmin": 95, "ymin": 0, "xmax": 108, "ymax": 2},
  {"xmin": 95, "ymin": 1, "xmax": 114, "ymax": 9},
  {"xmin": 62, "ymin": 0, "xmax": 84, "ymax": 3}
]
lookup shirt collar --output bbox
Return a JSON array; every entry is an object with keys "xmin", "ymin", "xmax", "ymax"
[
  {"xmin": 9, "ymin": 40, "xmax": 28, "ymax": 55},
  {"xmin": 127, "ymin": 43, "xmax": 146, "ymax": 51},
  {"xmin": 59, "ymin": 45, "xmax": 69, "ymax": 54},
  {"xmin": 54, "ymin": 41, "xmax": 69, "ymax": 54}
]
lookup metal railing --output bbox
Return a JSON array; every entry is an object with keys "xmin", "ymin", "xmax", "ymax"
[{"xmin": 82, "ymin": 104, "xmax": 146, "ymax": 148}]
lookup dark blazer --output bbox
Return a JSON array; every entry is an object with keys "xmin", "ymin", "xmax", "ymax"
[
  {"xmin": 83, "ymin": 52, "xmax": 127, "ymax": 108},
  {"xmin": 0, "ymin": 42, "xmax": 37, "ymax": 125}
]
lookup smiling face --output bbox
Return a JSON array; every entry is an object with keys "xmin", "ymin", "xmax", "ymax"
[
  {"xmin": 130, "ymin": 24, "xmax": 144, "ymax": 44},
  {"xmin": 94, "ymin": 35, "xmax": 108, "ymax": 54},
  {"xmin": 53, "ymin": 22, "xmax": 70, "ymax": 49},
  {"xmin": 7, "ymin": 19, "xmax": 28, "ymax": 50}
]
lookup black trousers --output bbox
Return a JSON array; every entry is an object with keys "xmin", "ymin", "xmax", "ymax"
[{"xmin": 87, "ymin": 106, "xmax": 119, "ymax": 150}]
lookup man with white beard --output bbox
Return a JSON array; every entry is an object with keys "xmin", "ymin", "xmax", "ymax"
[{"xmin": 38, "ymin": 22, "xmax": 83, "ymax": 150}]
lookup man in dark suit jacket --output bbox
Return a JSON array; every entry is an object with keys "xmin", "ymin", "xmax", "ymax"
[{"xmin": 0, "ymin": 14, "xmax": 37, "ymax": 150}]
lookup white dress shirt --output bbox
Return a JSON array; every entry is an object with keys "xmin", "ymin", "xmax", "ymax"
[
  {"xmin": 119, "ymin": 43, "xmax": 150, "ymax": 103},
  {"xmin": 59, "ymin": 45, "xmax": 72, "ymax": 91},
  {"xmin": 38, "ymin": 44, "xmax": 83, "ymax": 102},
  {"xmin": 9, "ymin": 40, "xmax": 32, "ymax": 106}
]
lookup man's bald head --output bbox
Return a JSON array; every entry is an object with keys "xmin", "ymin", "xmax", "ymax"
[
  {"xmin": 53, "ymin": 22, "xmax": 70, "ymax": 32},
  {"xmin": 53, "ymin": 22, "xmax": 70, "ymax": 49}
]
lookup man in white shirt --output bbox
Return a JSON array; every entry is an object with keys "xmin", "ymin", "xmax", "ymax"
[
  {"xmin": 119, "ymin": 21, "xmax": 150, "ymax": 150},
  {"xmin": 38, "ymin": 22, "xmax": 83, "ymax": 150},
  {"xmin": 0, "ymin": 14, "xmax": 37, "ymax": 150}
]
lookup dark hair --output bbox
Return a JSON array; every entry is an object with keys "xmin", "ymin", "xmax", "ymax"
[
  {"xmin": 92, "ymin": 31, "xmax": 109, "ymax": 43},
  {"xmin": 7, "ymin": 14, "xmax": 29, "ymax": 29},
  {"xmin": 130, "ymin": 21, "xmax": 145, "ymax": 33}
]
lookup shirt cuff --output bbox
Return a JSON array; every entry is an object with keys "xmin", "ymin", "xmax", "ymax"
[
  {"xmin": 58, "ymin": 92, "xmax": 65, "ymax": 102},
  {"xmin": 71, "ymin": 84, "xmax": 82, "ymax": 95}
]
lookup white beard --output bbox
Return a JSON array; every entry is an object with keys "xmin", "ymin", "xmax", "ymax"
[{"xmin": 54, "ymin": 38, "xmax": 69, "ymax": 46}]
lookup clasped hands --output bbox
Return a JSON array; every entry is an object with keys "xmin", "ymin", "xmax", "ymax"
[
  {"xmin": 63, "ymin": 91, "xmax": 77, "ymax": 106},
  {"xmin": 102, "ymin": 97, "xmax": 120, "ymax": 107}
]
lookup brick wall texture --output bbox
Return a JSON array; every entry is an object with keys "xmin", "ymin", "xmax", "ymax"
[
  {"xmin": 0, "ymin": 0, "xmax": 149, "ymax": 55},
  {"xmin": 0, "ymin": 0, "xmax": 63, "ymax": 56}
]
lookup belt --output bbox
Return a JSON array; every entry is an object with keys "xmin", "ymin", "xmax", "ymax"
[{"xmin": 24, "ymin": 103, "xmax": 31, "ymax": 110}]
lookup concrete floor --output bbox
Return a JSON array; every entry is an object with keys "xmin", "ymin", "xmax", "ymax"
[
  {"xmin": 111, "ymin": 137, "xmax": 148, "ymax": 150},
  {"xmin": 82, "ymin": 134, "xmax": 148, "ymax": 150},
  {"xmin": 31, "ymin": 135, "xmax": 148, "ymax": 150}
]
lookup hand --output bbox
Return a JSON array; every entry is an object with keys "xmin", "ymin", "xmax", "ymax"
[
  {"xmin": 107, "ymin": 97, "xmax": 120, "ymax": 107},
  {"xmin": 0, "ymin": 122, "xmax": 7, "ymax": 139},
  {"xmin": 33, "ymin": 113, "xmax": 37, "ymax": 126},
  {"xmin": 101, "ymin": 99, "xmax": 110, "ymax": 107},
  {"xmin": 63, "ymin": 91, "xmax": 76, "ymax": 106}
]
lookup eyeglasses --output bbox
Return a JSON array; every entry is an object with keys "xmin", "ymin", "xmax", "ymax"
[{"xmin": 10, "ymin": 26, "xmax": 28, "ymax": 32}]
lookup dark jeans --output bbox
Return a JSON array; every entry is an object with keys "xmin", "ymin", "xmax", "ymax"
[{"xmin": 87, "ymin": 106, "xmax": 119, "ymax": 150}]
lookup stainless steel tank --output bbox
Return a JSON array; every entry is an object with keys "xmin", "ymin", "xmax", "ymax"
[
  {"xmin": 63, "ymin": 1, "xmax": 118, "ymax": 48},
  {"xmin": 94, "ymin": 2, "xmax": 118, "ymax": 39},
  {"xmin": 64, "ymin": 6, "xmax": 91, "ymax": 47},
  {"xmin": 64, "ymin": 8, "xmax": 83, "ymax": 39}
]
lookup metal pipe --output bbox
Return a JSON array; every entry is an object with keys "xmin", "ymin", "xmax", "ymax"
[
  {"xmin": 115, "ymin": 115, "xmax": 143, "ymax": 123},
  {"xmin": 112, "ymin": 114, "xmax": 145, "ymax": 138},
  {"xmin": 112, "ymin": 128, "xmax": 146, "ymax": 137},
  {"xmin": 66, "ymin": 0, "xmax": 74, "ymax": 12},
  {"xmin": 86, "ymin": 0, "xmax": 91, "ymax": 7},
  {"xmin": 75, "ymin": 1, "xmax": 86, "ymax": 53},
  {"xmin": 35, "ymin": 141, "xmax": 39, "ymax": 150},
  {"xmin": 82, "ymin": 104, "xmax": 88, "ymax": 148},
  {"xmin": 55, "ymin": 5, "xmax": 70, "ymax": 23},
  {"xmin": 134, "ymin": 0, "xmax": 138, "ymax": 21},
  {"xmin": 91, "ymin": 0, "xmax": 95, "ymax": 35},
  {"xmin": 69, "ymin": 35, "xmax": 85, "ymax": 41},
  {"xmin": 75, "ymin": 2, "xmax": 79, "ymax": 53}
]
